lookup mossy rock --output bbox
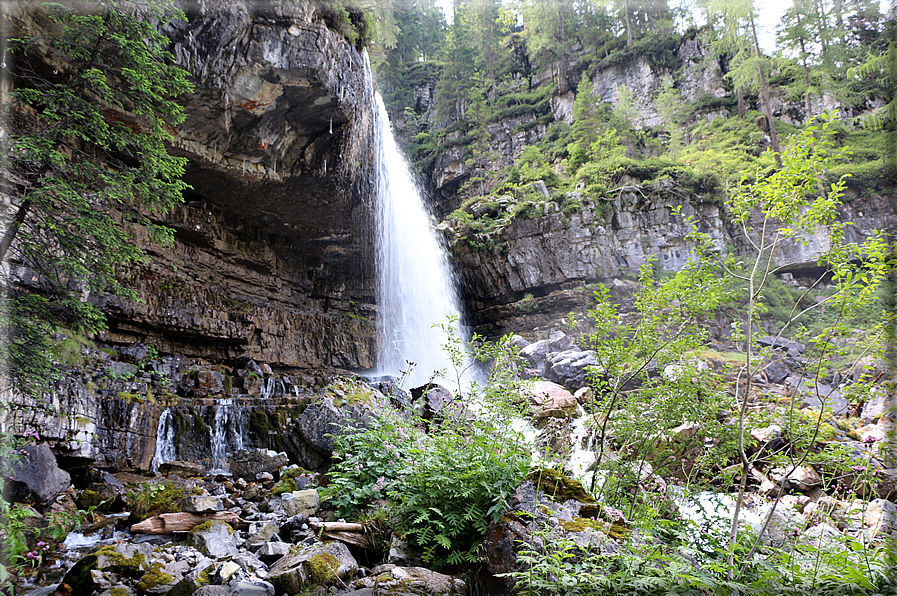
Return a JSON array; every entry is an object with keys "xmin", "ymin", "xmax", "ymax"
[
  {"xmin": 271, "ymin": 478, "xmax": 298, "ymax": 496},
  {"xmin": 281, "ymin": 467, "xmax": 310, "ymax": 481},
  {"xmin": 136, "ymin": 562, "xmax": 174, "ymax": 591},
  {"xmin": 526, "ymin": 467, "xmax": 597, "ymax": 504},
  {"xmin": 308, "ymin": 553, "xmax": 341, "ymax": 584},
  {"xmin": 560, "ymin": 516, "xmax": 631, "ymax": 540}
]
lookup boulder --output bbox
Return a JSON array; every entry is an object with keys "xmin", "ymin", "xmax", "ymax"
[
  {"xmin": 159, "ymin": 461, "xmax": 204, "ymax": 477},
  {"xmin": 180, "ymin": 495, "xmax": 224, "ymax": 513},
  {"xmin": 763, "ymin": 360, "xmax": 790, "ymax": 384},
  {"xmin": 410, "ymin": 384, "xmax": 473, "ymax": 426},
  {"xmin": 245, "ymin": 520, "xmax": 279, "ymax": 547},
  {"xmin": 519, "ymin": 331, "xmax": 575, "ymax": 376},
  {"xmin": 267, "ymin": 541, "xmax": 358, "ymax": 593},
  {"xmin": 291, "ymin": 397, "xmax": 373, "ymax": 468},
  {"xmin": 282, "ymin": 490, "xmax": 320, "ymax": 517},
  {"xmin": 2, "ymin": 444, "xmax": 71, "ymax": 509},
  {"xmin": 524, "ymin": 381, "xmax": 577, "ymax": 420},
  {"xmin": 351, "ymin": 566, "xmax": 466, "ymax": 595},
  {"xmin": 546, "ymin": 350, "xmax": 598, "ymax": 390},
  {"xmin": 188, "ymin": 520, "xmax": 239, "ymax": 558},
  {"xmin": 757, "ymin": 336, "xmax": 805, "ymax": 357},
  {"xmin": 228, "ymin": 449, "xmax": 288, "ymax": 481},
  {"xmin": 864, "ymin": 498, "xmax": 897, "ymax": 540}
]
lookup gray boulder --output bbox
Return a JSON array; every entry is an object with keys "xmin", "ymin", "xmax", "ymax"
[
  {"xmin": 267, "ymin": 541, "xmax": 358, "ymax": 593},
  {"xmin": 546, "ymin": 349, "xmax": 598, "ymax": 390},
  {"xmin": 189, "ymin": 520, "xmax": 240, "ymax": 558},
  {"xmin": 229, "ymin": 449, "xmax": 288, "ymax": 480},
  {"xmin": 520, "ymin": 331, "xmax": 575, "ymax": 376},
  {"xmin": 288, "ymin": 397, "xmax": 374, "ymax": 470},
  {"xmin": 2, "ymin": 444, "xmax": 71, "ymax": 508}
]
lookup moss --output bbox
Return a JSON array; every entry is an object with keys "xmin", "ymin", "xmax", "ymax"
[
  {"xmin": 325, "ymin": 378, "xmax": 380, "ymax": 407},
  {"xmin": 578, "ymin": 504, "xmax": 602, "ymax": 519},
  {"xmin": 271, "ymin": 478, "xmax": 298, "ymax": 495},
  {"xmin": 195, "ymin": 566, "xmax": 212, "ymax": 586},
  {"xmin": 110, "ymin": 588, "xmax": 129, "ymax": 596},
  {"xmin": 308, "ymin": 552, "xmax": 340, "ymax": 584},
  {"xmin": 526, "ymin": 467, "xmax": 597, "ymax": 504},
  {"xmin": 136, "ymin": 562, "xmax": 174, "ymax": 591},
  {"xmin": 127, "ymin": 480, "xmax": 186, "ymax": 521},
  {"xmin": 560, "ymin": 516, "xmax": 631, "ymax": 540},
  {"xmin": 281, "ymin": 467, "xmax": 309, "ymax": 481},
  {"xmin": 189, "ymin": 519, "xmax": 236, "ymax": 537},
  {"xmin": 95, "ymin": 545, "xmax": 146, "ymax": 574}
]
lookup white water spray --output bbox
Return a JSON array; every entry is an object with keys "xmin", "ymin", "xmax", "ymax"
[
  {"xmin": 372, "ymin": 92, "xmax": 470, "ymax": 387},
  {"xmin": 150, "ymin": 409, "xmax": 176, "ymax": 473}
]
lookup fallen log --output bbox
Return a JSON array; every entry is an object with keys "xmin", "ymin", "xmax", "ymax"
[
  {"xmin": 320, "ymin": 530, "xmax": 372, "ymax": 549},
  {"xmin": 130, "ymin": 511, "xmax": 248, "ymax": 534},
  {"xmin": 309, "ymin": 521, "xmax": 372, "ymax": 548},
  {"xmin": 309, "ymin": 521, "xmax": 365, "ymax": 533}
]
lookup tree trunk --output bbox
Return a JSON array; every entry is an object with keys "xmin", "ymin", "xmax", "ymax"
[
  {"xmin": 623, "ymin": 0, "xmax": 633, "ymax": 46},
  {"xmin": 130, "ymin": 511, "xmax": 248, "ymax": 534},
  {"xmin": 749, "ymin": 13, "xmax": 782, "ymax": 164},
  {"xmin": 0, "ymin": 199, "xmax": 31, "ymax": 263}
]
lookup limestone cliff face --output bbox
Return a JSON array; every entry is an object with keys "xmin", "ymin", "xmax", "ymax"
[
  {"xmin": 448, "ymin": 187, "xmax": 896, "ymax": 336},
  {"xmin": 139, "ymin": 0, "xmax": 378, "ymax": 368},
  {"xmin": 4, "ymin": 0, "xmax": 380, "ymax": 472}
]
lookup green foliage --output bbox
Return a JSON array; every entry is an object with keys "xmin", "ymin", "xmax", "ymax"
[
  {"xmin": 395, "ymin": 419, "xmax": 529, "ymax": 567},
  {"xmin": 5, "ymin": 0, "xmax": 192, "ymax": 397},
  {"xmin": 326, "ymin": 323, "xmax": 531, "ymax": 569},
  {"xmin": 126, "ymin": 480, "xmax": 187, "ymax": 521}
]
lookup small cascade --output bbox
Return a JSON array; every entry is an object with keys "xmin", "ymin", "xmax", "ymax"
[
  {"xmin": 150, "ymin": 409, "xmax": 176, "ymax": 473},
  {"xmin": 209, "ymin": 398, "xmax": 247, "ymax": 472},
  {"xmin": 259, "ymin": 377, "xmax": 277, "ymax": 400},
  {"xmin": 567, "ymin": 405, "xmax": 596, "ymax": 481},
  {"xmin": 371, "ymin": 88, "xmax": 472, "ymax": 387}
]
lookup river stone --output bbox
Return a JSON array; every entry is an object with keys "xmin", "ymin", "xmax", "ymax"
[
  {"xmin": 180, "ymin": 495, "xmax": 224, "ymax": 513},
  {"xmin": 256, "ymin": 541, "xmax": 292, "ymax": 562},
  {"xmin": 525, "ymin": 380, "xmax": 577, "ymax": 420},
  {"xmin": 546, "ymin": 349, "xmax": 598, "ymax": 390},
  {"xmin": 282, "ymin": 489, "xmax": 320, "ymax": 517},
  {"xmin": 267, "ymin": 541, "xmax": 358, "ymax": 593},
  {"xmin": 159, "ymin": 461, "xmax": 204, "ymax": 477},
  {"xmin": 189, "ymin": 520, "xmax": 239, "ymax": 558},
  {"xmin": 228, "ymin": 449, "xmax": 288, "ymax": 480},
  {"xmin": 2, "ymin": 444, "xmax": 71, "ymax": 508},
  {"xmin": 229, "ymin": 580, "xmax": 275, "ymax": 596},
  {"xmin": 246, "ymin": 520, "xmax": 279, "ymax": 546}
]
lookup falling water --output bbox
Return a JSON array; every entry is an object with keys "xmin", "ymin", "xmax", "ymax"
[
  {"xmin": 150, "ymin": 409, "xmax": 176, "ymax": 473},
  {"xmin": 372, "ymin": 92, "xmax": 470, "ymax": 388},
  {"xmin": 210, "ymin": 398, "xmax": 246, "ymax": 472}
]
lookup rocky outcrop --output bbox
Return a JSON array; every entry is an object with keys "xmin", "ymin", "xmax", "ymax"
[{"xmin": 448, "ymin": 185, "xmax": 895, "ymax": 334}]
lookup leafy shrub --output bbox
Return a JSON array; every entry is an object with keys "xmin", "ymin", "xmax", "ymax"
[{"xmin": 127, "ymin": 480, "xmax": 187, "ymax": 521}]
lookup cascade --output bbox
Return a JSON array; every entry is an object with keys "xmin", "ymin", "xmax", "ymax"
[
  {"xmin": 150, "ymin": 409, "xmax": 176, "ymax": 473},
  {"xmin": 210, "ymin": 398, "xmax": 246, "ymax": 472},
  {"xmin": 372, "ymin": 91, "xmax": 471, "ymax": 387}
]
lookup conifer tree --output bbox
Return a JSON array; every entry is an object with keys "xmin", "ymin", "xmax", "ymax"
[{"xmin": 3, "ymin": 0, "xmax": 192, "ymax": 396}]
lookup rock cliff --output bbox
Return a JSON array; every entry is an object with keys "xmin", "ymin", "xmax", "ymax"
[{"xmin": 3, "ymin": 0, "xmax": 381, "ymax": 472}]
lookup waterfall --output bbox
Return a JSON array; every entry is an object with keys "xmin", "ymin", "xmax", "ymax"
[
  {"xmin": 372, "ymin": 92, "xmax": 471, "ymax": 388},
  {"xmin": 150, "ymin": 409, "xmax": 176, "ymax": 473},
  {"xmin": 210, "ymin": 398, "xmax": 246, "ymax": 472}
]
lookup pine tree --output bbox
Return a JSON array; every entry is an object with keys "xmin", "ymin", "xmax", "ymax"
[{"xmin": 3, "ymin": 0, "xmax": 192, "ymax": 396}]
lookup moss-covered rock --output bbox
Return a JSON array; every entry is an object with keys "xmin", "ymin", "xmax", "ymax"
[
  {"xmin": 560, "ymin": 516, "xmax": 630, "ymax": 540},
  {"xmin": 308, "ymin": 553, "xmax": 340, "ymax": 584},
  {"xmin": 526, "ymin": 467, "xmax": 597, "ymax": 504},
  {"xmin": 136, "ymin": 562, "xmax": 174, "ymax": 591}
]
